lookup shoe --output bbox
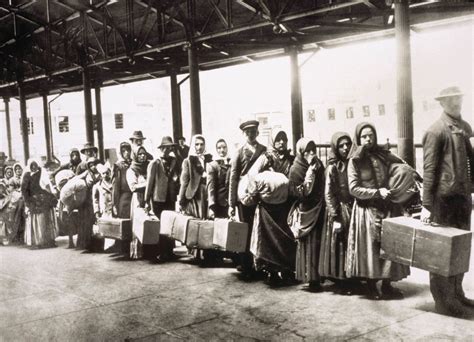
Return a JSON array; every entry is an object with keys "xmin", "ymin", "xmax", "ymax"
[
  {"xmin": 265, "ymin": 272, "xmax": 282, "ymax": 287},
  {"xmin": 457, "ymin": 295, "xmax": 474, "ymax": 307},
  {"xmin": 306, "ymin": 281, "xmax": 323, "ymax": 293},
  {"xmin": 435, "ymin": 301, "xmax": 473, "ymax": 318},
  {"xmin": 381, "ymin": 283, "xmax": 404, "ymax": 299},
  {"xmin": 367, "ymin": 281, "xmax": 381, "ymax": 300}
]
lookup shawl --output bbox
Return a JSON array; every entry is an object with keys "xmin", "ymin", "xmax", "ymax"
[
  {"xmin": 288, "ymin": 138, "xmax": 314, "ymax": 184},
  {"xmin": 348, "ymin": 122, "xmax": 395, "ymax": 166},
  {"xmin": 327, "ymin": 131, "xmax": 351, "ymax": 172},
  {"xmin": 22, "ymin": 159, "xmax": 53, "ymax": 193},
  {"xmin": 130, "ymin": 146, "xmax": 149, "ymax": 176}
]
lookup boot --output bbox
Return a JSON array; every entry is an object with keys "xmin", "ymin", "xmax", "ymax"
[
  {"xmin": 381, "ymin": 280, "xmax": 404, "ymax": 299},
  {"xmin": 366, "ymin": 280, "xmax": 381, "ymax": 300}
]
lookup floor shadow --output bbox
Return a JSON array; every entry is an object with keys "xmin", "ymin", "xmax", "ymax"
[{"xmin": 416, "ymin": 302, "xmax": 474, "ymax": 321}]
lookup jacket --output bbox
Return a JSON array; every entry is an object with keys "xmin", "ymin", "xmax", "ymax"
[
  {"xmin": 229, "ymin": 143, "xmax": 267, "ymax": 207},
  {"xmin": 179, "ymin": 154, "xmax": 213, "ymax": 202},
  {"xmin": 325, "ymin": 163, "xmax": 353, "ymax": 220},
  {"xmin": 207, "ymin": 159, "xmax": 231, "ymax": 208},
  {"xmin": 422, "ymin": 112, "xmax": 473, "ymax": 209},
  {"xmin": 145, "ymin": 156, "xmax": 179, "ymax": 204}
]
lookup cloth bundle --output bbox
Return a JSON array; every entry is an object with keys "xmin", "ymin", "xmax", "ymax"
[
  {"xmin": 60, "ymin": 177, "xmax": 88, "ymax": 213},
  {"xmin": 388, "ymin": 163, "xmax": 420, "ymax": 204}
]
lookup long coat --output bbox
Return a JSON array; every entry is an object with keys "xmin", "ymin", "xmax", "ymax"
[{"xmin": 145, "ymin": 156, "xmax": 180, "ymax": 204}]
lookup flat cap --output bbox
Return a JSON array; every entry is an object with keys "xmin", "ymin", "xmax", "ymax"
[{"xmin": 239, "ymin": 119, "xmax": 259, "ymax": 131}]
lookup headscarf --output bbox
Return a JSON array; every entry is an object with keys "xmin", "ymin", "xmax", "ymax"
[
  {"xmin": 189, "ymin": 134, "xmax": 207, "ymax": 157},
  {"xmin": 13, "ymin": 163, "xmax": 23, "ymax": 177},
  {"xmin": 289, "ymin": 138, "xmax": 315, "ymax": 184},
  {"xmin": 130, "ymin": 145, "xmax": 149, "ymax": 176},
  {"xmin": 327, "ymin": 132, "xmax": 352, "ymax": 171},
  {"xmin": 348, "ymin": 122, "xmax": 390, "ymax": 162},
  {"xmin": 214, "ymin": 138, "xmax": 229, "ymax": 161},
  {"xmin": 270, "ymin": 130, "xmax": 291, "ymax": 156},
  {"xmin": 4, "ymin": 166, "xmax": 13, "ymax": 180},
  {"xmin": 69, "ymin": 148, "xmax": 81, "ymax": 166},
  {"xmin": 22, "ymin": 159, "xmax": 53, "ymax": 193},
  {"xmin": 119, "ymin": 142, "xmax": 132, "ymax": 160}
]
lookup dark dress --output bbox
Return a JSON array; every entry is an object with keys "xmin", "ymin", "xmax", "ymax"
[{"xmin": 113, "ymin": 159, "xmax": 132, "ymax": 218}]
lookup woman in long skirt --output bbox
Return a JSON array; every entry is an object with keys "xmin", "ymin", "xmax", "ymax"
[
  {"xmin": 21, "ymin": 159, "xmax": 58, "ymax": 248},
  {"xmin": 113, "ymin": 142, "xmax": 133, "ymax": 218},
  {"xmin": 319, "ymin": 132, "xmax": 354, "ymax": 292},
  {"xmin": 126, "ymin": 146, "xmax": 150, "ymax": 259},
  {"xmin": 345, "ymin": 122, "xmax": 410, "ymax": 299},
  {"xmin": 288, "ymin": 138, "xmax": 326, "ymax": 292}
]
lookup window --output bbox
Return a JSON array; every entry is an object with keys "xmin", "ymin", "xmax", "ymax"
[
  {"xmin": 362, "ymin": 105, "xmax": 370, "ymax": 117},
  {"xmin": 20, "ymin": 117, "xmax": 34, "ymax": 135},
  {"xmin": 58, "ymin": 116, "xmax": 69, "ymax": 133},
  {"xmin": 328, "ymin": 108, "xmax": 335, "ymax": 120},
  {"xmin": 114, "ymin": 113, "xmax": 124, "ymax": 129},
  {"xmin": 307, "ymin": 109, "xmax": 316, "ymax": 122},
  {"xmin": 346, "ymin": 107, "xmax": 354, "ymax": 119},
  {"xmin": 378, "ymin": 104, "xmax": 385, "ymax": 116}
]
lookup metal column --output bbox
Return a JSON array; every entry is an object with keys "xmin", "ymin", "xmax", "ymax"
[
  {"xmin": 41, "ymin": 93, "xmax": 53, "ymax": 163},
  {"xmin": 82, "ymin": 68, "xmax": 94, "ymax": 145},
  {"xmin": 395, "ymin": 0, "xmax": 414, "ymax": 167},
  {"xmin": 289, "ymin": 46, "xmax": 304, "ymax": 151},
  {"xmin": 170, "ymin": 70, "xmax": 183, "ymax": 142},
  {"xmin": 3, "ymin": 97, "xmax": 13, "ymax": 160},
  {"xmin": 94, "ymin": 85, "xmax": 105, "ymax": 161},
  {"xmin": 187, "ymin": 44, "xmax": 202, "ymax": 135},
  {"xmin": 18, "ymin": 84, "xmax": 30, "ymax": 164}
]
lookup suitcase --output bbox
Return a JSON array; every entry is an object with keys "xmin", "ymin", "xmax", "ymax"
[
  {"xmin": 135, "ymin": 216, "xmax": 160, "ymax": 245},
  {"xmin": 381, "ymin": 216, "xmax": 472, "ymax": 277},
  {"xmin": 160, "ymin": 211, "xmax": 191, "ymax": 243},
  {"xmin": 186, "ymin": 219, "xmax": 214, "ymax": 249},
  {"xmin": 213, "ymin": 219, "xmax": 249, "ymax": 253},
  {"xmin": 98, "ymin": 217, "xmax": 132, "ymax": 240}
]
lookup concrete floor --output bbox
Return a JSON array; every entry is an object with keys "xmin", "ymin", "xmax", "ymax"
[{"xmin": 1, "ymin": 233, "xmax": 473, "ymax": 341}]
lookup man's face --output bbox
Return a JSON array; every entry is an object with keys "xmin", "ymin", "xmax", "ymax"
[
  {"xmin": 133, "ymin": 139, "xmax": 143, "ymax": 146},
  {"xmin": 160, "ymin": 146, "xmax": 172, "ymax": 157},
  {"xmin": 85, "ymin": 149, "xmax": 96, "ymax": 158},
  {"xmin": 216, "ymin": 141, "xmax": 228, "ymax": 158},
  {"xmin": 121, "ymin": 147, "xmax": 131, "ymax": 160},
  {"xmin": 71, "ymin": 152, "xmax": 80, "ymax": 162},
  {"xmin": 440, "ymin": 96, "xmax": 463, "ymax": 118},
  {"xmin": 194, "ymin": 139, "xmax": 205, "ymax": 155},
  {"xmin": 337, "ymin": 138, "xmax": 352, "ymax": 160},
  {"xmin": 360, "ymin": 127, "xmax": 375, "ymax": 149},
  {"xmin": 243, "ymin": 127, "xmax": 258, "ymax": 144},
  {"xmin": 178, "ymin": 139, "xmax": 185, "ymax": 147}
]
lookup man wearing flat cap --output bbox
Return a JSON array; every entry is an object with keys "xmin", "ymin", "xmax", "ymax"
[
  {"xmin": 144, "ymin": 136, "xmax": 180, "ymax": 262},
  {"xmin": 229, "ymin": 119, "xmax": 267, "ymax": 276},
  {"xmin": 421, "ymin": 86, "xmax": 474, "ymax": 317}
]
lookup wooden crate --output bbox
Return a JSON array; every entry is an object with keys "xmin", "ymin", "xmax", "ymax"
[
  {"xmin": 98, "ymin": 218, "xmax": 132, "ymax": 241},
  {"xmin": 186, "ymin": 219, "xmax": 214, "ymax": 249},
  {"xmin": 213, "ymin": 219, "xmax": 249, "ymax": 253},
  {"xmin": 160, "ymin": 211, "xmax": 191, "ymax": 243},
  {"xmin": 381, "ymin": 216, "xmax": 472, "ymax": 277}
]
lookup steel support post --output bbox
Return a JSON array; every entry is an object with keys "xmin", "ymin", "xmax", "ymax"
[
  {"xmin": 187, "ymin": 44, "xmax": 202, "ymax": 135},
  {"xmin": 41, "ymin": 93, "xmax": 53, "ymax": 163},
  {"xmin": 289, "ymin": 46, "xmax": 304, "ymax": 151},
  {"xmin": 82, "ymin": 68, "xmax": 95, "ymax": 145},
  {"xmin": 170, "ymin": 70, "xmax": 183, "ymax": 142},
  {"xmin": 18, "ymin": 85, "xmax": 30, "ymax": 164},
  {"xmin": 94, "ymin": 85, "xmax": 105, "ymax": 161},
  {"xmin": 395, "ymin": 0, "xmax": 414, "ymax": 167},
  {"xmin": 3, "ymin": 97, "xmax": 13, "ymax": 160}
]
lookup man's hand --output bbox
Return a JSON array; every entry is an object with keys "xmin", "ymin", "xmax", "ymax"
[
  {"xmin": 420, "ymin": 207, "xmax": 432, "ymax": 224},
  {"xmin": 378, "ymin": 188, "xmax": 391, "ymax": 200},
  {"xmin": 228, "ymin": 206, "xmax": 235, "ymax": 220}
]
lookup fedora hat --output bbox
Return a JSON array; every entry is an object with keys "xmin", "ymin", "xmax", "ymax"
[
  {"xmin": 434, "ymin": 86, "xmax": 464, "ymax": 101},
  {"xmin": 80, "ymin": 142, "xmax": 98, "ymax": 155},
  {"xmin": 239, "ymin": 119, "xmax": 259, "ymax": 131},
  {"xmin": 130, "ymin": 130, "xmax": 147, "ymax": 141},
  {"xmin": 158, "ymin": 136, "xmax": 176, "ymax": 148}
]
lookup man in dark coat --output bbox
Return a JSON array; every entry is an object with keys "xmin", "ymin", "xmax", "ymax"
[
  {"xmin": 229, "ymin": 120, "xmax": 267, "ymax": 276},
  {"xmin": 421, "ymin": 86, "xmax": 474, "ymax": 317}
]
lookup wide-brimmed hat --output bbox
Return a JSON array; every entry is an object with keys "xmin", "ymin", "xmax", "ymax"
[
  {"xmin": 239, "ymin": 120, "xmax": 259, "ymax": 131},
  {"xmin": 130, "ymin": 130, "xmax": 147, "ymax": 141},
  {"xmin": 434, "ymin": 86, "xmax": 464, "ymax": 101},
  {"xmin": 158, "ymin": 136, "xmax": 177, "ymax": 148},
  {"xmin": 80, "ymin": 142, "xmax": 98, "ymax": 154}
]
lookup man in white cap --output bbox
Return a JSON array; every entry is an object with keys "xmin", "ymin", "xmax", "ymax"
[
  {"xmin": 229, "ymin": 119, "xmax": 267, "ymax": 277},
  {"xmin": 421, "ymin": 86, "xmax": 474, "ymax": 317}
]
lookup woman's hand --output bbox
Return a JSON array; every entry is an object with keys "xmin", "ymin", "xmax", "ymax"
[
  {"xmin": 378, "ymin": 188, "xmax": 391, "ymax": 200},
  {"xmin": 420, "ymin": 207, "xmax": 432, "ymax": 224}
]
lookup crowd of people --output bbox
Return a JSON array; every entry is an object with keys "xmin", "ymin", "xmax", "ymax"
[{"xmin": 0, "ymin": 86, "xmax": 472, "ymax": 317}]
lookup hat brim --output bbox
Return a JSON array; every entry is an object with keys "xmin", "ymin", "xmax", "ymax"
[
  {"xmin": 435, "ymin": 93, "xmax": 464, "ymax": 101},
  {"xmin": 130, "ymin": 136, "xmax": 147, "ymax": 140},
  {"xmin": 159, "ymin": 143, "xmax": 176, "ymax": 148},
  {"xmin": 81, "ymin": 147, "xmax": 98, "ymax": 154}
]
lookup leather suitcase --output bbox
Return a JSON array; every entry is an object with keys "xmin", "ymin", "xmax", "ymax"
[
  {"xmin": 160, "ymin": 210, "xmax": 191, "ymax": 243},
  {"xmin": 98, "ymin": 217, "xmax": 132, "ymax": 241},
  {"xmin": 213, "ymin": 219, "xmax": 249, "ymax": 253},
  {"xmin": 381, "ymin": 216, "xmax": 472, "ymax": 277},
  {"xmin": 134, "ymin": 216, "xmax": 160, "ymax": 245},
  {"xmin": 186, "ymin": 219, "xmax": 214, "ymax": 249}
]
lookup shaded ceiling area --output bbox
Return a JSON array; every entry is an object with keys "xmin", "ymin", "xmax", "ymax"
[{"xmin": 0, "ymin": 0, "xmax": 473, "ymax": 99}]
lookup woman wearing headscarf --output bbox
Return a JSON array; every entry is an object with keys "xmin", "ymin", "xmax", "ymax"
[
  {"xmin": 4, "ymin": 166, "xmax": 13, "ymax": 182},
  {"xmin": 319, "ymin": 132, "xmax": 354, "ymax": 291},
  {"xmin": 113, "ymin": 142, "xmax": 133, "ymax": 218},
  {"xmin": 75, "ymin": 157, "xmax": 101, "ymax": 250},
  {"xmin": 178, "ymin": 134, "xmax": 213, "ymax": 219},
  {"xmin": 9, "ymin": 163, "xmax": 23, "ymax": 191},
  {"xmin": 246, "ymin": 130, "xmax": 296, "ymax": 285},
  {"xmin": 288, "ymin": 138, "xmax": 326, "ymax": 292},
  {"xmin": 6, "ymin": 163, "xmax": 26, "ymax": 243},
  {"xmin": 21, "ymin": 159, "xmax": 58, "ymax": 248},
  {"xmin": 207, "ymin": 138, "xmax": 231, "ymax": 219},
  {"xmin": 126, "ymin": 145, "xmax": 150, "ymax": 259},
  {"xmin": 0, "ymin": 181, "xmax": 12, "ymax": 245},
  {"xmin": 345, "ymin": 122, "xmax": 410, "ymax": 299}
]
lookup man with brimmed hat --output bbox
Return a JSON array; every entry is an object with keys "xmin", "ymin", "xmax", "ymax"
[
  {"xmin": 144, "ymin": 136, "xmax": 180, "ymax": 262},
  {"xmin": 421, "ymin": 86, "xmax": 474, "ymax": 317},
  {"xmin": 75, "ymin": 142, "xmax": 99, "ymax": 175},
  {"xmin": 229, "ymin": 119, "xmax": 267, "ymax": 277},
  {"xmin": 129, "ymin": 130, "xmax": 154, "ymax": 161}
]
